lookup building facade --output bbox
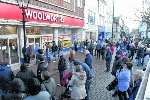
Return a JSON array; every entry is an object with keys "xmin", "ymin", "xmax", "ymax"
[
  {"xmin": 105, "ymin": 0, "xmax": 113, "ymax": 39},
  {"xmin": 0, "ymin": 0, "xmax": 85, "ymax": 67},
  {"xmin": 83, "ymin": 0, "xmax": 112, "ymax": 41},
  {"xmin": 84, "ymin": 0, "xmax": 98, "ymax": 41}
]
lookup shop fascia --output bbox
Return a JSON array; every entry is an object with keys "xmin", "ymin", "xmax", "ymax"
[{"xmin": 25, "ymin": 9, "xmax": 64, "ymax": 23}]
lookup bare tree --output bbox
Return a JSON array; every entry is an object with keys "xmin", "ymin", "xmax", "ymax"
[{"xmin": 141, "ymin": 7, "xmax": 150, "ymax": 38}]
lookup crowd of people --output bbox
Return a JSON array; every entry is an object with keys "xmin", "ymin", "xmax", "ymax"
[
  {"xmin": 0, "ymin": 46, "xmax": 95, "ymax": 100},
  {"xmin": 0, "ymin": 37, "xmax": 149, "ymax": 100},
  {"xmin": 24, "ymin": 40, "xmax": 63, "ymax": 64},
  {"xmin": 72, "ymin": 38, "xmax": 149, "ymax": 100},
  {"xmin": 0, "ymin": 58, "xmax": 56, "ymax": 100}
]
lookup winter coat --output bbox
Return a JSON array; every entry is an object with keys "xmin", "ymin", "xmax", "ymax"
[
  {"xmin": 129, "ymin": 79, "xmax": 142, "ymax": 100},
  {"xmin": 2, "ymin": 78, "xmax": 27, "ymax": 100},
  {"xmin": 105, "ymin": 50, "xmax": 112, "ymax": 62},
  {"xmin": 37, "ymin": 61, "xmax": 48, "ymax": 71},
  {"xmin": 85, "ymin": 53, "xmax": 93, "ymax": 69},
  {"xmin": 0, "ymin": 64, "xmax": 14, "ymax": 81},
  {"xmin": 69, "ymin": 71, "xmax": 87, "ymax": 100},
  {"xmin": 130, "ymin": 47, "xmax": 135, "ymax": 56},
  {"xmin": 58, "ymin": 57, "xmax": 67, "ymax": 71},
  {"xmin": 23, "ymin": 91, "xmax": 50, "ymax": 100},
  {"xmin": 137, "ymin": 47, "xmax": 144, "ymax": 58},
  {"xmin": 51, "ymin": 45, "xmax": 58, "ymax": 52},
  {"xmin": 96, "ymin": 44, "xmax": 101, "ymax": 50},
  {"xmin": 16, "ymin": 68, "xmax": 36, "ymax": 87},
  {"xmin": 80, "ymin": 62, "xmax": 93, "ymax": 80},
  {"xmin": 37, "ymin": 62, "xmax": 48, "ymax": 81},
  {"xmin": 116, "ymin": 68, "xmax": 131, "ymax": 92},
  {"xmin": 41, "ymin": 77, "xmax": 56, "ymax": 97}
]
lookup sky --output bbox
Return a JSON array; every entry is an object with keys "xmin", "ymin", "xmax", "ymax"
[{"xmin": 115, "ymin": 0, "xmax": 143, "ymax": 31}]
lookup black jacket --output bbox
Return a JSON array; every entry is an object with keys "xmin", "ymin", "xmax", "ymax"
[{"xmin": 58, "ymin": 57, "xmax": 67, "ymax": 71}]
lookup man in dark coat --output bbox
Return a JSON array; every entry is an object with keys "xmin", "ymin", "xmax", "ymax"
[
  {"xmin": 137, "ymin": 45, "xmax": 145, "ymax": 66},
  {"xmin": 105, "ymin": 47, "xmax": 112, "ymax": 72},
  {"xmin": 51, "ymin": 41, "xmax": 58, "ymax": 61},
  {"xmin": 16, "ymin": 64, "xmax": 36, "ymax": 87},
  {"xmin": 37, "ymin": 57, "xmax": 48, "ymax": 82},
  {"xmin": 58, "ymin": 55, "xmax": 67, "ymax": 83}
]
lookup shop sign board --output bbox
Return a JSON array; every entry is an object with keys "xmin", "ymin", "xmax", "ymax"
[
  {"xmin": 25, "ymin": 9, "xmax": 64, "ymax": 23},
  {"xmin": 0, "ymin": 3, "xmax": 84, "ymax": 27}
]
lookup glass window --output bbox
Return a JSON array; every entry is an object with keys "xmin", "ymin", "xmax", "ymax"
[
  {"xmin": 77, "ymin": 0, "xmax": 83, "ymax": 8},
  {"xmin": 0, "ymin": 26, "xmax": 16, "ymax": 35},
  {"xmin": 0, "ymin": 39, "xmax": 9, "ymax": 64},
  {"xmin": 28, "ymin": 38, "xmax": 34, "ymax": 44},
  {"xmin": 9, "ymin": 39, "xmax": 19, "ymax": 64},
  {"xmin": 88, "ymin": 10, "xmax": 96, "ymax": 25},
  {"xmin": 64, "ymin": 0, "xmax": 70, "ymax": 3}
]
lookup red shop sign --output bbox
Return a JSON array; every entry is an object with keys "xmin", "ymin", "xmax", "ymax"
[
  {"xmin": 25, "ymin": 9, "xmax": 64, "ymax": 23},
  {"xmin": 0, "ymin": 3, "xmax": 84, "ymax": 27}
]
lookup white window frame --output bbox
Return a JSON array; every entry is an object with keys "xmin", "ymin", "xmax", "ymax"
[
  {"xmin": 64, "ymin": 0, "xmax": 71, "ymax": 3},
  {"xmin": 77, "ymin": 0, "xmax": 83, "ymax": 8}
]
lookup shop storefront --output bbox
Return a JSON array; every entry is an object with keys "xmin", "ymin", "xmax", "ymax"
[
  {"xmin": 0, "ymin": 26, "xmax": 19, "ymax": 65},
  {"xmin": 0, "ymin": 2, "xmax": 84, "ymax": 65},
  {"xmin": 26, "ymin": 27, "xmax": 53, "ymax": 50}
]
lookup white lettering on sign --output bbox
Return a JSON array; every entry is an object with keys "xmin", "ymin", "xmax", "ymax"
[
  {"xmin": 25, "ymin": 9, "xmax": 64, "ymax": 23},
  {"xmin": 33, "ymin": 11, "xmax": 38, "ymax": 19},
  {"xmin": 38, "ymin": 12, "xmax": 42, "ymax": 20}
]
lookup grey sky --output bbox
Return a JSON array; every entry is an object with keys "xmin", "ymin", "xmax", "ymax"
[{"xmin": 115, "ymin": 0, "xmax": 143, "ymax": 31}]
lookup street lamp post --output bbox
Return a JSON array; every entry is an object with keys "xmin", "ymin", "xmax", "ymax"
[
  {"xmin": 112, "ymin": 0, "xmax": 114, "ymax": 41},
  {"xmin": 16, "ymin": 0, "xmax": 30, "ymax": 63}
]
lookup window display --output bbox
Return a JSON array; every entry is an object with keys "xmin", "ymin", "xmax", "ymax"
[
  {"xmin": 0, "ymin": 39, "xmax": 9, "ymax": 64},
  {"xmin": 9, "ymin": 39, "xmax": 19, "ymax": 64}
]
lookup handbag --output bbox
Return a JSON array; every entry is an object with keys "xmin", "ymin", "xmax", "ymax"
[{"xmin": 106, "ymin": 78, "xmax": 118, "ymax": 91}]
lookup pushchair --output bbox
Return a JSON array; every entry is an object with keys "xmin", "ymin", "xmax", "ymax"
[{"xmin": 59, "ymin": 70, "xmax": 72, "ymax": 99}]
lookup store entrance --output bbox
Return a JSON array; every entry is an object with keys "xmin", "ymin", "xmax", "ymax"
[
  {"xmin": 0, "ymin": 35, "xmax": 19, "ymax": 64},
  {"xmin": 27, "ymin": 35, "xmax": 41, "ymax": 52}
]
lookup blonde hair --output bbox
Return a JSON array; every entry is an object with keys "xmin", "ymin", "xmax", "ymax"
[
  {"xmin": 133, "ymin": 70, "xmax": 144, "ymax": 81},
  {"xmin": 69, "ymin": 49, "xmax": 75, "ymax": 60}
]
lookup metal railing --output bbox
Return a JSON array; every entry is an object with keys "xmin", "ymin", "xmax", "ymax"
[{"xmin": 135, "ymin": 60, "xmax": 150, "ymax": 100}]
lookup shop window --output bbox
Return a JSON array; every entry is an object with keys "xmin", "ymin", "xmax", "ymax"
[
  {"xmin": 77, "ymin": 0, "xmax": 83, "ymax": 8},
  {"xmin": 9, "ymin": 39, "xmax": 19, "ymax": 64},
  {"xmin": 88, "ymin": 10, "xmax": 96, "ymax": 25},
  {"xmin": 28, "ymin": 38, "xmax": 34, "ymax": 44},
  {"xmin": 0, "ymin": 26, "xmax": 16, "ymax": 35},
  {"xmin": 0, "ymin": 39, "xmax": 9, "ymax": 64},
  {"xmin": 26, "ymin": 27, "xmax": 41, "ymax": 35}
]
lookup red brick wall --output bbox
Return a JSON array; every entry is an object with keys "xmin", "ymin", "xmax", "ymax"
[{"xmin": 30, "ymin": 0, "xmax": 84, "ymax": 18}]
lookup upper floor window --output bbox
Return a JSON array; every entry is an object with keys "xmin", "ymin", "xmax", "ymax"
[
  {"xmin": 64, "ymin": 0, "xmax": 71, "ymax": 3},
  {"xmin": 77, "ymin": 0, "xmax": 83, "ymax": 8},
  {"xmin": 88, "ymin": 10, "xmax": 96, "ymax": 25}
]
